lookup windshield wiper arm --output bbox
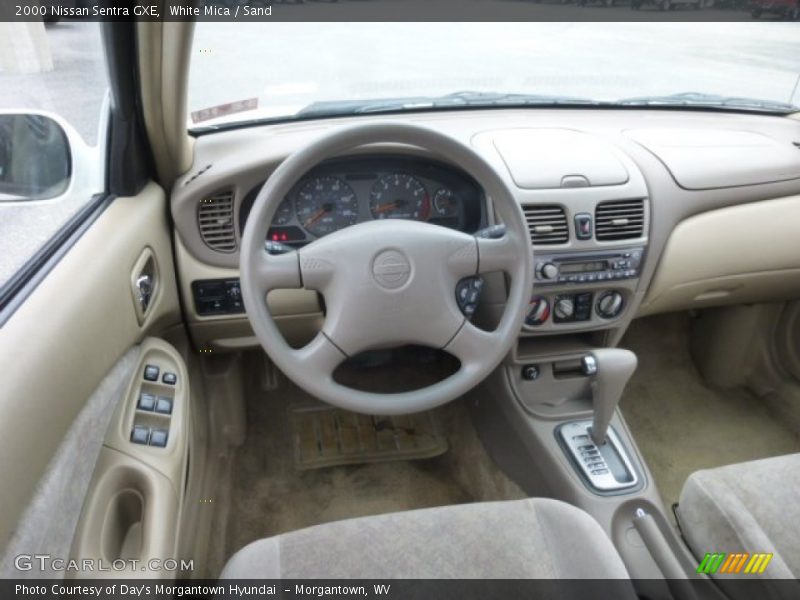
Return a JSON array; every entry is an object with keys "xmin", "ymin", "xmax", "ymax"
[{"xmin": 617, "ymin": 92, "xmax": 796, "ymax": 113}]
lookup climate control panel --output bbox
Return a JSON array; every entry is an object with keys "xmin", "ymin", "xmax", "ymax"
[
  {"xmin": 553, "ymin": 292, "xmax": 593, "ymax": 323},
  {"xmin": 525, "ymin": 289, "xmax": 626, "ymax": 329}
]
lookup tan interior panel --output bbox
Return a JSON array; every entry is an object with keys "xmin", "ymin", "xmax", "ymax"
[
  {"xmin": 0, "ymin": 183, "xmax": 180, "ymax": 551},
  {"xmin": 137, "ymin": 21, "xmax": 195, "ymax": 186},
  {"xmin": 626, "ymin": 128, "xmax": 800, "ymax": 190},
  {"xmin": 488, "ymin": 128, "xmax": 630, "ymax": 189},
  {"xmin": 69, "ymin": 337, "xmax": 190, "ymax": 579},
  {"xmin": 68, "ymin": 447, "xmax": 179, "ymax": 579},
  {"xmin": 640, "ymin": 195, "xmax": 800, "ymax": 315}
]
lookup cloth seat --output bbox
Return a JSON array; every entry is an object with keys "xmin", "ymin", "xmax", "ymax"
[
  {"xmin": 220, "ymin": 497, "xmax": 631, "ymax": 580},
  {"xmin": 677, "ymin": 454, "xmax": 800, "ymax": 600}
]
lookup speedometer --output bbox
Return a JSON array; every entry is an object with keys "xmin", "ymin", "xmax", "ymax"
[
  {"xmin": 294, "ymin": 176, "xmax": 358, "ymax": 237},
  {"xmin": 369, "ymin": 174, "xmax": 430, "ymax": 221}
]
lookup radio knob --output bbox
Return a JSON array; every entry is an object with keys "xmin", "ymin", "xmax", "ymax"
[
  {"xmin": 597, "ymin": 291, "xmax": 624, "ymax": 319},
  {"xmin": 554, "ymin": 297, "xmax": 575, "ymax": 321},
  {"xmin": 526, "ymin": 296, "xmax": 550, "ymax": 326},
  {"xmin": 540, "ymin": 262, "xmax": 559, "ymax": 280}
]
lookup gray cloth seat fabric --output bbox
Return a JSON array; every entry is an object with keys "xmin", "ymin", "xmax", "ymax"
[
  {"xmin": 220, "ymin": 497, "xmax": 630, "ymax": 579},
  {"xmin": 678, "ymin": 454, "xmax": 800, "ymax": 600}
]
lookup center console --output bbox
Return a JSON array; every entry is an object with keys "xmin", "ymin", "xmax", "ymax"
[{"xmin": 466, "ymin": 129, "xmax": 697, "ymax": 593}]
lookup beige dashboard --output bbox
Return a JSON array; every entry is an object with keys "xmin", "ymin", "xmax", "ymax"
[{"xmin": 169, "ymin": 108, "xmax": 800, "ymax": 350}]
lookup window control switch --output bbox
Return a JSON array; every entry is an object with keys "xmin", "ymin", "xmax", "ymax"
[
  {"xmin": 155, "ymin": 396, "xmax": 173, "ymax": 415},
  {"xmin": 162, "ymin": 372, "xmax": 177, "ymax": 385},
  {"xmin": 149, "ymin": 429, "xmax": 168, "ymax": 448},
  {"xmin": 143, "ymin": 364, "xmax": 159, "ymax": 381},
  {"xmin": 131, "ymin": 426, "xmax": 150, "ymax": 445},
  {"xmin": 137, "ymin": 392, "xmax": 156, "ymax": 411}
]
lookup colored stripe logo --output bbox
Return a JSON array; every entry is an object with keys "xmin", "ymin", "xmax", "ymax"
[{"xmin": 697, "ymin": 552, "xmax": 773, "ymax": 574}]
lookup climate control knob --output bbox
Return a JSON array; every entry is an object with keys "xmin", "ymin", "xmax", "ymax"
[
  {"xmin": 596, "ymin": 291, "xmax": 624, "ymax": 319},
  {"xmin": 554, "ymin": 297, "xmax": 575, "ymax": 321},
  {"xmin": 540, "ymin": 263, "xmax": 559, "ymax": 280},
  {"xmin": 526, "ymin": 296, "xmax": 550, "ymax": 326}
]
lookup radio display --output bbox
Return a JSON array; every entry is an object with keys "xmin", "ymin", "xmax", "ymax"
[{"xmin": 560, "ymin": 260, "xmax": 607, "ymax": 274}]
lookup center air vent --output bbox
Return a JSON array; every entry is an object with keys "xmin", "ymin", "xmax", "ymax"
[
  {"xmin": 198, "ymin": 190, "xmax": 236, "ymax": 253},
  {"xmin": 523, "ymin": 205, "xmax": 569, "ymax": 245},
  {"xmin": 595, "ymin": 199, "xmax": 645, "ymax": 241}
]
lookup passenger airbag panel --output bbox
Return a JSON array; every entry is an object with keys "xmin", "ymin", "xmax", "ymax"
[{"xmin": 627, "ymin": 128, "xmax": 800, "ymax": 190}]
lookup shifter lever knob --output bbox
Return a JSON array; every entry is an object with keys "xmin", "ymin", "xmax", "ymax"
[
  {"xmin": 583, "ymin": 349, "xmax": 637, "ymax": 446},
  {"xmin": 581, "ymin": 355, "xmax": 598, "ymax": 376}
]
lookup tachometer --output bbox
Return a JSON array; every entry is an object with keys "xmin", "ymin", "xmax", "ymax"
[
  {"xmin": 294, "ymin": 176, "xmax": 358, "ymax": 237},
  {"xmin": 370, "ymin": 174, "xmax": 430, "ymax": 221}
]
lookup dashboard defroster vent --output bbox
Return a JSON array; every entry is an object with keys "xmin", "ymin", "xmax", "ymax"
[
  {"xmin": 198, "ymin": 190, "xmax": 237, "ymax": 253},
  {"xmin": 184, "ymin": 164, "xmax": 212, "ymax": 186},
  {"xmin": 595, "ymin": 199, "xmax": 645, "ymax": 241},
  {"xmin": 523, "ymin": 205, "xmax": 569, "ymax": 245}
]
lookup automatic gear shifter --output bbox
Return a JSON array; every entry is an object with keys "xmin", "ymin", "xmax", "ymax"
[
  {"xmin": 558, "ymin": 348, "xmax": 640, "ymax": 492},
  {"xmin": 582, "ymin": 349, "xmax": 638, "ymax": 446}
]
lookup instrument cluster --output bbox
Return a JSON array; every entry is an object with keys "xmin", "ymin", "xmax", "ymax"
[{"xmin": 239, "ymin": 156, "xmax": 486, "ymax": 245}]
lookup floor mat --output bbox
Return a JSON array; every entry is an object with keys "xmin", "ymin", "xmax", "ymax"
[
  {"xmin": 620, "ymin": 313, "xmax": 800, "ymax": 510},
  {"xmin": 222, "ymin": 379, "xmax": 524, "ymax": 564},
  {"xmin": 290, "ymin": 405, "xmax": 448, "ymax": 469}
]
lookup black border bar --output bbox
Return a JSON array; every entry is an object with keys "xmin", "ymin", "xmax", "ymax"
[{"xmin": 0, "ymin": 0, "xmax": 778, "ymax": 22}]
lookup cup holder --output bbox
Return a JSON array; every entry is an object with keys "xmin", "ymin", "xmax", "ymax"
[{"xmin": 102, "ymin": 489, "xmax": 144, "ymax": 561}]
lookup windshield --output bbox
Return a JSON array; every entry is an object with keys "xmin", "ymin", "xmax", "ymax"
[{"xmin": 188, "ymin": 22, "xmax": 800, "ymax": 130}]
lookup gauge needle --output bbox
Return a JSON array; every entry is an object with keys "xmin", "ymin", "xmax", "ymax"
[
  {"xmin": 374, "ymin": 201, "xmax": 401, "ymax": 214},
  {"xmin": 304, "ymin": 207, "xmax": 328, "ymax": 228}
]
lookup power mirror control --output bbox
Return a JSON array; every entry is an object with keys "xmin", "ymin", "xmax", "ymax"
[{"xmin": 193, "ymin": 279, "xmax": 245, "ymax": 316}]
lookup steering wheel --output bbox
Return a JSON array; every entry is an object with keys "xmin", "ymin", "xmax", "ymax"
[{"xmin": 240, "ymin": 122, "xmax": 532, "ymax": 415}]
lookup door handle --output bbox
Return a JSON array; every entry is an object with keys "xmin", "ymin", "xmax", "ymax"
[
  {"xmin": 135, "ymin": 274, "xmax": 153, "ymax": 313},
  {"xmin": 131, "ymin": 248, "xmax": 158, "ymax": 324}
]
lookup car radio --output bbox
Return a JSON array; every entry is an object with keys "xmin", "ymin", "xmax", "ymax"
[{"xmin": 534, "ymin": 247, "xmax": 645, "ymax": 285}]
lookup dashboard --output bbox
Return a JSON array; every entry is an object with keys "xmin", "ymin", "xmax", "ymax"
[
  {"xmin": 238, "ymin": 156, "xmax": 486, "ymax": 246},
  {"xmin": 170, "ymin": 108, "xmax": 800, "ymax": 350}
]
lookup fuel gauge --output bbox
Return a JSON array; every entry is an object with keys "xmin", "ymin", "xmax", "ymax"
[
  {"xmin": 433, "ymin": 188, "xmax": 459, "ymax": 218},
  {"xmin": 272, "ymin": 198, "xmax": 294, "ymax": 226}
]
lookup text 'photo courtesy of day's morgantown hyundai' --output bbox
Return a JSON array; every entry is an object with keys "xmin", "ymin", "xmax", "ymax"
[{"xmin": 1, "ymin": 2, "xmax": 800, "ymax": 599}]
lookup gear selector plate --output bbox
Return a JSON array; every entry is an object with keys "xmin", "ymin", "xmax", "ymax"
[{"xmin": 558, "ymin": 420, "xmax": 640, "ymax": 493}]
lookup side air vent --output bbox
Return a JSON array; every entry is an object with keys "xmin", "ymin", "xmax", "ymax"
[
  {"xmin": 595, "ymin": 199, "xmax": 645, "ymax": 241},
  {"xmin": 523, "ymin": 205, "xmax": 569, "ymax": 245},
  {"xmin": 198, "ymin": 190, "xmax": 237, "ymax": 252}
]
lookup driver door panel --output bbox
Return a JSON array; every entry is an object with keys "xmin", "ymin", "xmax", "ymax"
[{"xmin": 0, "ymin": 183, "xmax": 182, "ymax": 575}]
